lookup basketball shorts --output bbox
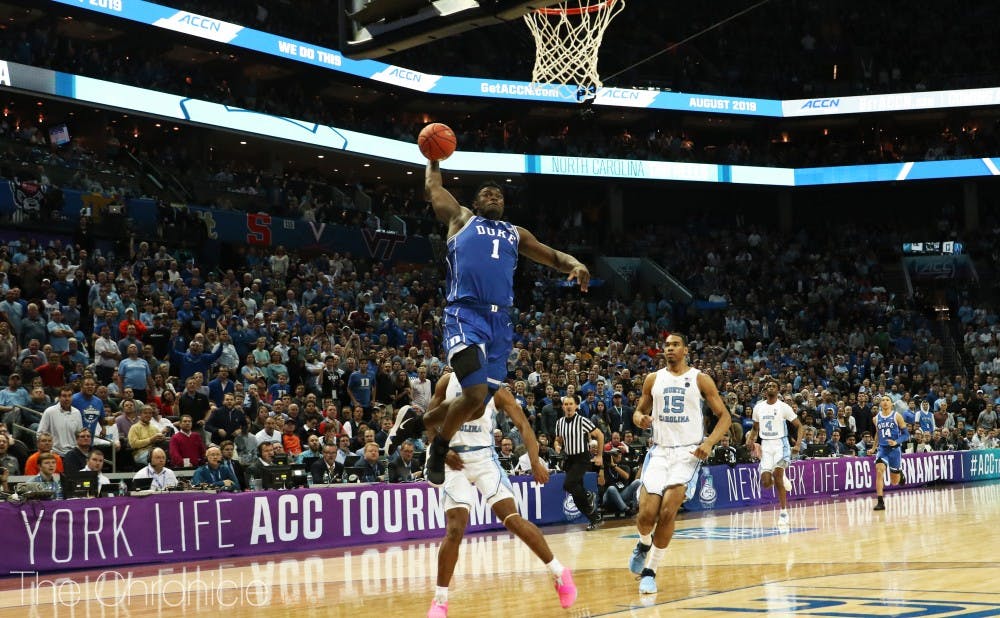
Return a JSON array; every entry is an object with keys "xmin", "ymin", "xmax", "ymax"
[
  {"xmin": 875, "ymin": 445, "xmax": 902, "ymax": 472},
  {"xmin": 640, "ymin": 445, "xmax": 701, "ymax": 496},
  {"xmin": 442, "ymin": 448, "xmax": 515, "ymax": 512},
  {"xmin": 443, "ymin": 304, "xmax": 512, "ymax": 390},
  {"xmin": 759, "ymin": 438, "xmax": 791, "ymax": 474}
]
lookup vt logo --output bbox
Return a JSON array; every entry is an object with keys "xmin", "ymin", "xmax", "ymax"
[{"xmin": 362, "ymin": 229, "xmax": 405, "ymax": 261}]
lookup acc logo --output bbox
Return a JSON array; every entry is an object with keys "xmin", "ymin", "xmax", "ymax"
[
  {"xmin": 696, "ymin": 594, "xmax": 1000, "ymax": 616},
  {"xmin": 371, "ymin": 66, "xmax": 441, "ymax": 93},
  {"xmin": 913, "ymin": 260, "xmax": 955, "ymax": 278},
  {"xmin": 596, "ymin": 87, "xmax": 658, "ymax": 108},
  {"xmin": 153, "ymin": 12, "xmax": 244, "ymax": 43},
  {"xmin": 562, "ymin": 495, "xmax": 585, "ymax": 522},
  {"xmin": 801, "ymin": 98, "xmax": 840, "ymax": 109}
]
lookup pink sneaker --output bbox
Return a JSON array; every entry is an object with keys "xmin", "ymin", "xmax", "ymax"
[
  {"xmin": 554, "ymin": 568, "xmax": 577, "ymax": 609},
  {"xmin": 427, "ymin": 601, "xmax": 448, "ymax": 618}
]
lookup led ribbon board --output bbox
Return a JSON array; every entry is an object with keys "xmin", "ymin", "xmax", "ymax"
[
  {"xmin": 49, "ymin": 0, "xmax": 1000, "ymax": 117},
  {"xmin": 4, "ymin": 59, "xmax": 1000, "ymax": 186}
]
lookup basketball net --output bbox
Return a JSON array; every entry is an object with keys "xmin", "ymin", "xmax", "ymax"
[{"xmin": 523, "ymin": 0, "xmax": 625, "ymax": 101}]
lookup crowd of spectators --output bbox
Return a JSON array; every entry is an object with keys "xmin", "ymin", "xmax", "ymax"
[
  {"xmin": 0, "ymin": 181, "xmax": 997, "ymax": 514},
  {"xmin": 3, "ymin": 0, "xmax": 1000, "ymax": 508}
]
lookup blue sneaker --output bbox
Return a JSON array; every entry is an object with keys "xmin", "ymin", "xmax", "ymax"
[
  {"xmin": 629, "ymin": 544, "xmax": 649, "ymax": 575},
  {"xmin": 639, "ymin": 568, "xmax": 657, "ymax": 594}
]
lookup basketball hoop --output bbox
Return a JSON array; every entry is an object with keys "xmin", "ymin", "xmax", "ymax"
[{"xmin": 523, "ymin": 0, "xmax": 625, "ymax": 101}]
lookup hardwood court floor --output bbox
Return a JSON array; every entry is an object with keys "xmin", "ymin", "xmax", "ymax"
[{"xmin": 2, "ymin": 481, "xmax": 999, "ymax": 617}]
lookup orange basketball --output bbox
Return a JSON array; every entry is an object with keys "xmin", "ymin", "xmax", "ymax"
[{"xmin": 418, "ymin": 123, "xmax": 457, "ymax": 161}]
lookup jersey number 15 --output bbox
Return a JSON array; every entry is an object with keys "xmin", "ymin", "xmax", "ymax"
[{"xmin": 662, "ymin": 395, "xmax": 684, "ymax": 415}]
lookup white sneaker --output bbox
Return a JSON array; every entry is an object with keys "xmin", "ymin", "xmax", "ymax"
[
  {"xmin": 777, "ymin": 510, "xmax": 790, "ymax": 530},
  {"xmin": 782, "ymin": 474, "xmax": 793, "ymax": 492}
]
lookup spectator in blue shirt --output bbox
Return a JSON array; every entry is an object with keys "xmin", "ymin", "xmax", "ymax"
[
  {"xmin": 0, "ymin": 373, "xmax": 30, "ymax": 420},
  {"xmin": 192, "ymin": 446, "xmax": 240, "ymax": 491},
  {"xmin": 46, "ymin": 310, "xmax": 74, "ymax": 353},
  {"xmin": 349, "ymin": 358, "xmax": 376, "ymax": 416},
  {"xmin": 267, "ymin": 373, "xmax": 291, "ymax": 401},
  {"xmin": 72, "ymin": 377, "xmax": 106, "ymax": 445},
  {"xmin": 118, "ymin": 343, "xmax": 154, "ymax": 403},
  {"xmin": 208, "ymin": 366, "xmax": 236, "ymax": 408},
  {"xmin": 170, "ymin": 338, "xmax": 223, "ymax": 382}
]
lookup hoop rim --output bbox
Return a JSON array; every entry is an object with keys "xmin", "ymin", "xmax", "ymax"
[{"xmin": 534, "ymin": 0, "xmax": 616, "ymax": 16}]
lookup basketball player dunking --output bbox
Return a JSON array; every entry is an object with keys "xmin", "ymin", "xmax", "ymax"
[
  {"xmin": 870, "ymin": 395, "xmax": 907, "ymax": 511},
  {"xmin": 745, "ymin": 380, "xmax": 804, "ymax": 529},
  {"xmin": 628, "ymin": 334, "xmax": 731, "ymax": 594},
  {"xmin": 425, "ymin": 370, "xmax": 576, "ymax": 617},
  {"xmin": 422, "ymin": 161, "xmax": 589, "ymax": 486}
]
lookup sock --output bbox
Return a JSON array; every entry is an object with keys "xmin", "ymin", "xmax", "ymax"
[
  {"xmin": 645, "ymin": 545, "xmax": 667, "ymax": 571},
  {"xmin": 434, "ymin": 586, "xmax": 448, "ymax": 604},
  {"xmin": 638, "ymin": 532, "xmax": 653, "ymax": 547},
  {"xmin": 546, "ymin": 557, "xmax": 564, "ymax": 577}
]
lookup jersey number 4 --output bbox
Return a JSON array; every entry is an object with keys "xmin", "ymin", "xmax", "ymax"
[{"xmin": 662, "ymin": 395, "xmax": 684, "ymax": 415}]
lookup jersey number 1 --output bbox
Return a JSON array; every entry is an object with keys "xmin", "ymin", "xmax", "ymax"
[{"xmin": 490, "ymin": 239, "xmax": 500, "ymax": 259}]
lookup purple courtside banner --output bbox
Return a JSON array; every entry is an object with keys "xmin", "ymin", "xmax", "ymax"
[
  {"xmin": 5, "ymin": 451, "xmax": 998, "ymax": 573},
  {"xmin": 687, "ymin": 449, "xmax": 1000, "ymax": 511},
  {"xmin": 2, "ymin": 473, "xmax": 597, "ymax": 573}
]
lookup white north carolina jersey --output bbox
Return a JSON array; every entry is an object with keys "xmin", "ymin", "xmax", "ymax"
[
  {"xmin": 442, "ymin": 372, "xmax": 497, "ymax": 449},
  {"xmin": 752, "ymin": 399, "xmax": 797, "ymax": 440},
  {"xmin": 650, "ymin": 367, "xmax": 705, "ymax": 448}
]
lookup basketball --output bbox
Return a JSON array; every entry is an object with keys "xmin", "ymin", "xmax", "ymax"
[{"xmin": 418, "ymin": 123, "xmax": 457, "ymax": 161}]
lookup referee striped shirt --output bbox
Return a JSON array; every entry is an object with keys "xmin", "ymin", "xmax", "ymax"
[{"xmin": 556, "ymin": 414, "xmax": 597, "ymax": 456}]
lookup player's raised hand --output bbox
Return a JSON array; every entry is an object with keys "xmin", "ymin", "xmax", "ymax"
[{"xmin": 568, "ymin": 265, "xmax": 590, "ymax": 293}]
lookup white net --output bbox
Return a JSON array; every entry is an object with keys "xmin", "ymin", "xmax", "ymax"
[{"xmin": 523, "ymin": 0, "xmax": 625, "ymax": 100}]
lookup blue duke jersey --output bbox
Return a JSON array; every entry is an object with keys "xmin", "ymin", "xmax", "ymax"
[
  {"xmin": 650, "ymin": 368, "xmax": 705, "ymax": 448},
  {"xmin": 752, "ymin": 399, "xmax": 797, "ymax": 441},
  {"xmin": 443, "ymin": 373, "xmax": 497, "ymax": 449},
  {"xmin": 446, "ymin": 216, "xmax": 519, "ymax": 307},
  {"xmin": 876, "ymin": 410, "xmax": 901, "ymax": 447}
]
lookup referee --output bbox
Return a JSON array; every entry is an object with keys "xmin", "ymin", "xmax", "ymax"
[{"xmin": 555, "ymin": 396, "xmax": 605, "ymax": 530}]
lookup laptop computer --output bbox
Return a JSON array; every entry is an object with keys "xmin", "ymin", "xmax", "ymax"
[
  {"xmin": 61, "ymin": 471, "xmax": 100, "ymax": 498},
  {"xmin": 262, "ymin": 465, "xmax": 293, "ymax": 490},
  {"xmin": 806, "ymin": 443, "xmax": 832, "ymax": 458},
  {"xmin": 343, "ymin": 466, "xmax": 370, "ymax": 483},
  {"xmin": 132, "ymin": 477, "xmax": 154, "ymax": 492},
  {"xmin": 289, "ymin": 464, "xmax": 309, "ymax": 488}
]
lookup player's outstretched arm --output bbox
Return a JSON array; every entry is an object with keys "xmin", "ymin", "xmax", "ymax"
[
  {"xmin": 424, "ymin": 161, "xmax": 470, "ymax": 229},
  {"xmin": 495, "ymin": 388, "xmax": 549, "ymax": 485},
  {"xmin": 632, "ymin": 373, "xmax": 656, "ymax": 431},
  {"xmin": 791, "ymin": 418, "xmax": 805, "ymax": 453},
  {"xmin": 515, "ymin": 226, "xmax": 590, "ymax": 292},
  {"xmin": 745, "ymin": 421, "xmax": 759, "ymax": 447},
  {"xmin": 695, "ymin": 373, "xmax": 732, "ymax": 460},
  {"xmin": 895, "ymin": 412, "xmax": 908, "ymax": 447}
]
